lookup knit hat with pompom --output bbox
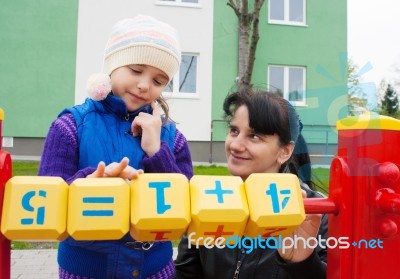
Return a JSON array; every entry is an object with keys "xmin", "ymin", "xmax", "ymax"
[{"xmin": 87, "ymin": 15, "xmax": 181, "ymax": 101}]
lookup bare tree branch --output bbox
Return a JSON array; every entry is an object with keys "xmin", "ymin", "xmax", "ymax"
[{"xmin": 227, "ymin": 0, "xmax": 240, "ymax": 16}]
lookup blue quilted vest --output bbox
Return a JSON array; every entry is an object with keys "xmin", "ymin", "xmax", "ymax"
[
  {"xmin": 60, "ymin": 95, "xmax": 176, "ymax": 170},
  {"xmin": 57, "ymin": 95, "xmax": 176, "ymax": 278}
]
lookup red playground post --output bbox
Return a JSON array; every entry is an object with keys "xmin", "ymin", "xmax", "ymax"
[
  {"xmin": 327, "ymin": 113, "xmax": 400, "ymax": 278},
  {"xmin": 0, "ymin": 108, "xmax": 12, "ymax": 279}
]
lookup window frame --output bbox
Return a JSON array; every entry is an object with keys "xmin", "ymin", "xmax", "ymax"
[
  {"xmin": 268, "ymin": 0, "xmax": 307, "ymax": 26},
  {"xmin": 155, "ymin": 0, "xmax": 201, "ymax": 8},
  {"xmin": 163, "ymin": 53, "xmax": 200, "ymax": 99},
  {"xmin": 268, "ymin": 65, "xmax": 307, "ymax": 106}
]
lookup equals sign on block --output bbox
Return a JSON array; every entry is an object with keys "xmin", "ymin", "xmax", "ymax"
[{"xmin": 82, "ymin": 197, "xmax": 114, "ymax": 217}]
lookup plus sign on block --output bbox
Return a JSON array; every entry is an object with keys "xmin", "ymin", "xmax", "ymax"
[
  {"xmin": 130, "ymin": 173, "xmax": 190, "ymax": 241},
  {"xmin": 187, "ymin": 175, "xmax": 249, "ymax": 245},
  {"xmin": 67, "ymin": 178, "xmax": 130, "ymax": 240},
  {"xmin": 244, "ymin": 173, "xmax": 305, "ymax": 238},
  {"xmin": 1, "ymin": 176, "xmax": 68, "ymax": 240}
]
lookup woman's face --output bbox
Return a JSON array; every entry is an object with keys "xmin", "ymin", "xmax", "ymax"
[
  {"xmin": 225, "ymin": 105, "xmax": 293, "ymax": 181},
  {"xmin": 110, "ymin": 64, "xmax": 169, "ymax": 112}
]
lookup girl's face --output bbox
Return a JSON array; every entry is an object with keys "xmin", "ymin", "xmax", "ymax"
[
  {"xmin": 110, "ymin": 64, "xmax": 169, "ymax": 112},
  {"xmin": 225, "ymin": 105, "xmax": 293, "ymax": 181}
]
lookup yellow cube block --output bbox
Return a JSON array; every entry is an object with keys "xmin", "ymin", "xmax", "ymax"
[
  {"xmin": 186, "ymin": 175, "xmax": 249, "ymax": 246},
  {"xmin": 244, "ymin": 173, "xmax": 305, "ymax": 238},
  {"xmin": 68, "ymin": 178, "xmax": 129, "ymax": 240},
  {"xmin": 0, "ymin": 176, "xmax": 68, "ymax": 240},
  {"xmin": 130, "ymin": 173, "xmax": 190, "ymax": 241}
]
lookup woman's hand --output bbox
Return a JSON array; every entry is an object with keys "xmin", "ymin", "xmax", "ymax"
[
  {"xmin": 131, "ymin": 101, "xmax": 162, "ymax": 157},
  {"xmin": 87, "ymin": 157, "xmax": 143, "ymax": 180},
  {"xmin": 277, "ymin": 190, "xmax": 322, "ymax": 263}
]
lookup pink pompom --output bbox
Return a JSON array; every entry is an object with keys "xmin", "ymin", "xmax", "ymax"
[{"xmin": 87, "ymin": 73, "xmax": 112, "ymax": 101}]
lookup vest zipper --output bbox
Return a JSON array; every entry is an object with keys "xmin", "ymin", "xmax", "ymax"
[
  {"xmin": 125, "ymin": 113, "xmax": 129, "ymax": 121},
  {"xmin": 233, "ymin": 248, "xmax": 246, "ymax": 279}
]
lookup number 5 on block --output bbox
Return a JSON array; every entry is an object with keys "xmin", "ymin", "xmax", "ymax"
[{"xmin": 1, "ymin": 176, "xmax": 68, "ymax": 241}]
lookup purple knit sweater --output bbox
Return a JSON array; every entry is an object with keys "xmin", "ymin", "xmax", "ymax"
[
  {"xmin": 38, "ymin": 113, "xmax": 194, "ymax": 183},
  {"xmin": 38, "ymin": 113, "xmax": 194, "ymax": 279}
]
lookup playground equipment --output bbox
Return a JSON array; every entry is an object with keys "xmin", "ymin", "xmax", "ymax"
[
  {"xmin": 1, "ymin": 109, "xmax": 400, "ymax": 278},
  {"xmin": 1, "ymin": 173, "xmax": 305, "ymax": 243},
  {"xmin": 325, "ymin": 113, "xmax": 400, "ymax": 278},
  {"xmin": 0, "ymin": 108, "xmax": 12, "ymax": 279}
]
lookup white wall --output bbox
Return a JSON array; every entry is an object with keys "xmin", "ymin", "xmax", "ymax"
[{"xmin": 75, "ymin": 0, "xmax": 213, "ymax": 141}]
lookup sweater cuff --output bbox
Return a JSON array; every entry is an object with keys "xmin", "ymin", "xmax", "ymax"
[
  {"xmin": 276, "ymin": 250, "xmax": 326, "ymax": 278},
  {"xmin": 66, "ymin": 167, "xmax": 97, "ymax": 185},
  {"xmin": 142, "ymin": 142, "xmax": 176, "ymax": 173}
]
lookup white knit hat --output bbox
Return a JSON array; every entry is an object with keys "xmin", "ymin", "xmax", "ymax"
[
  {"xmin": 87, "ymin": 15, "xmax": 181, "ymax": 101},
  {"xmin": 104, "ymin": 15, "xmax": 181, "ymax": 80}
]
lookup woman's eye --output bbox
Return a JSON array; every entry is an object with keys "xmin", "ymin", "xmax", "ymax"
[{"xmin": 229, "ymin": 128, "xmax": 239, "ymax": 135}]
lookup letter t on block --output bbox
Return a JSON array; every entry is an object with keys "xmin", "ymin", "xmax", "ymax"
[{"xmin": 130, "ymin": 173, "xmax": 190, "ymax": 241}]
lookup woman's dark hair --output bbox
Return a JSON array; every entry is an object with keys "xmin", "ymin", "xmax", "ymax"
[{"xmin": 223, "ymin": 88, "xmax": 314, "ymax": 189}]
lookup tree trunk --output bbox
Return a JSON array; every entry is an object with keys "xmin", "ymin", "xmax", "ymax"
[
  {"xmin": 238, "ymin": 12, "xmax": 251, "ymax": 89},
  {"xmin": 227, "ymin": 0, "xmax": 265, "ymax": 91}
]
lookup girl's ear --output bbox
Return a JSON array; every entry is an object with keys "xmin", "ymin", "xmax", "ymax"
[{"xmin": 278, "ymin": 142, "xmax": 295, "ymax": 165}]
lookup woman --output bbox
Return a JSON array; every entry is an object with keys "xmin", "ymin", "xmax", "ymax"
[{"xmin": 174, "ymin": 89, "xmax": 327, "ymax": 279}]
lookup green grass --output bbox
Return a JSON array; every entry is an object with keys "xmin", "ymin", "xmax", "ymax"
[
  {"xmin": 312, "ymin": 167, "xmax": 330, "ymax": 194},
  {"xmin": 12, "ymin": 241, "xmax": 58, "ymax": 250},
  {"xmin": 193, "ymin": 165, "xmax": 231, "ymax": 175},
  {"xmin": 8, "ymin": 161, "xmax": 329, "ymax": 249},
  {"xmin": 10, "ymin": 161, "xmax": 330, "ymax": 190},
  {"xmin": 12, "ymin": 161, "xmax": 40, "ymax": 176}
]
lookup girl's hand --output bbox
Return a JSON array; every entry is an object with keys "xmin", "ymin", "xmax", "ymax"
[
  {"xmin": 277, "ymin": 190, "xmax": 322, "ymax": 262},
  {"xmin": 131, "ymin": 101, "xmax": 162, "ymax": 157},
  {"xmin": 87, "ymin": 157, "xmax": 143, "ymax": 180}
]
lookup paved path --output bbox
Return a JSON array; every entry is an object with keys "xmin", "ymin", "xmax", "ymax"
[
  {"xmin": 11, "ymin": 248, "xmax": 178, "ymax": 279},
  {"xmin": 11, "ymin": 249, "xmax": 58, "ymax": 279}
]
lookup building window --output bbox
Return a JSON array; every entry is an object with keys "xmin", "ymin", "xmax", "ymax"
[
  {"xmin": 268, "ymin": 65, "xmax": 306, "ymax": 106},
  {"xmin": 156, "ymin": 0, "xmax": 200, "ymax": 7},
  {"xmin": 164, "ymin": 54, "xmax": 198, "ymax": 98},
  {"xmin": 269, "ymin": 0, "xmax": 306, "ymax": 26}
]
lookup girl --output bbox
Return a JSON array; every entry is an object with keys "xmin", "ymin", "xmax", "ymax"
[{"xmin": 39, "ymin": 15, "xmax": 193, "ymax": 279}]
